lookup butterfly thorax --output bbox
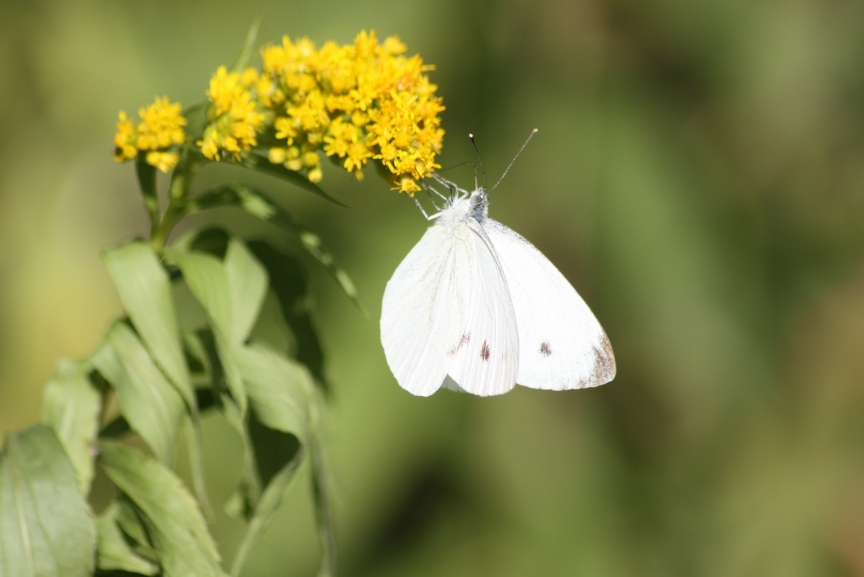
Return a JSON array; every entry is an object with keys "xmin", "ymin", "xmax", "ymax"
[{"xmin": 435, "ymin": 188, "xmax": 489, "ymax": 227}]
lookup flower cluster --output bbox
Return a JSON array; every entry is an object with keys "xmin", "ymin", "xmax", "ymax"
[
  {"xmin": 198, "ymin": 67, "xmax": 266, "ymax": 162},
  {"xmin": 113, "ymin": 97, "xmax": 187, "ymax": 172},
  {"xmin": 113, "ymin": 31, "xmax": 444, "ymax": 194},
  {"xmin": 258, "ymin": 31, "xmax": 445, "ymax": 193}
]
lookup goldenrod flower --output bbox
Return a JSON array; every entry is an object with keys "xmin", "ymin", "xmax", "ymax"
[
  {"xmin": 113, "ymin": 31, "xmax": 444, "ymax": 192},
  {"xmin": 146, "ymin": 151, "xmax": 180, "ymax": 173},
  {"xmin": 113, "ymin": 112, "xmax": 138, "ymax": 163},
  {"xmin": 137, "ymin": 97, "xmax": 187, "ymax": 149},
  {"xmin": 198, "ymin": 66, "xmax": 266, "ymax": 161},
  {"xmin": 259, "ymin": 30, "xmax": 444, "ymax": 194},
  {"xmin": 113, "ymin": 97, "xmax": 187, "ymax": 172}
]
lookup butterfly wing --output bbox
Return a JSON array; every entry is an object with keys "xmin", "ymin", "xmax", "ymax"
[
  {"xmin": 483, "ymin": 219, "xmax": 616, "ymax": 390},
  {"xmin": 381, "ymin": 220, "xmax": 519, "ymax": 397}
]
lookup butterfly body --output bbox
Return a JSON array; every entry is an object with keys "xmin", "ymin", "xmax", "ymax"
[{"xmin": 381, "ymin": 185, "xmax": 615, "ymax": 397}]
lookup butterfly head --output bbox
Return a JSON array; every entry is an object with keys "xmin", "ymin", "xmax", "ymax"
[
  {"xmin": 439, "ymin": 186, "xmax": 489, "ymax": 222},
  {"xmin": 432, "ymin": 185, "xmax": 488, "ymax": 226},
  {"xmin": 468, "ymin": 187, "xmax": 489, "ymax": 221}
]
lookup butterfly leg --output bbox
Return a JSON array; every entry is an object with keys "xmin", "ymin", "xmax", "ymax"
[{"xmin": 413, "ymin": 196, "xmax": 432, "ymax": 220}]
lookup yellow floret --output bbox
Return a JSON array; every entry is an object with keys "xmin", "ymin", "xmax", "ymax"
[
  {"xmin": 113, "ymin": 97, "xmax": 187, "ymax": 172},
  {"xmin": 198, "ymin": 67, "xmax": 265, "ymax": 161},
  {"xmin": 145, "ymin": 151, "xmax": 180, "ymax": 173}
]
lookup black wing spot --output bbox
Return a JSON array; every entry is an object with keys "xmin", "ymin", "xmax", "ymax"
[
  {"xmin": 540, "ymin": 342, "xmax": 552, "ymax": 357},
  {"xmin": 480, "ymin": 341, "xmax": 491, "ymax": 361},
  {"xmin": 447, "ymin": 332, "xmax": 471, "ymax": 356}
]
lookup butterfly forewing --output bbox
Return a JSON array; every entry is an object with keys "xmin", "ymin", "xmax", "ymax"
[
  {"xmin": 381, "ymin": 220, "xmax": 519, "ymax": 397},
  {"xmin": 483, "ymin": 219, "xmax": 616, "ymax": 390},
  {"xmin": 381, "ymin": 225, "xmax": 457, "ymax": 396}
]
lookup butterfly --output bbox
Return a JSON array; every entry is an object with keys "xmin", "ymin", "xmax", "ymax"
[{"xmin": 380, "ymin": 139, "xmax": 615, "ymax": 397}]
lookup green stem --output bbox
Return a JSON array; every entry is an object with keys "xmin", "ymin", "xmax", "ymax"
[
  {"xmin": 149, "ymin": 202, "xmax": 185, "ymax": 252},
  {"xmin": 150, "ymin": 155, "xmax": 198, "ymax": 252},
  {"xmin": 168, "ymin": 158, "xmax": 191, "ymax": 202},
  {"xmin": 135, "ymin": 158, "xmax": 160, "ymax": 232},
  {"xmin": 310, "ymin": 404, "xmax": 337, "ymax": 577}
]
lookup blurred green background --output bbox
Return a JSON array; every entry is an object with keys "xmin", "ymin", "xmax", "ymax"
[{"xmin": 2, "ymin": 0, "xmax": 864, "ymax": 575}]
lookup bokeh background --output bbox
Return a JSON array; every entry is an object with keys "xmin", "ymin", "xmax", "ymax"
[{"xmin": 2, "ymin": 0, "xmax": 864, "ymax": 575}]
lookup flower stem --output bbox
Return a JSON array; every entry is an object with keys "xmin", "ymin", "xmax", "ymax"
[
  {"xmin": 150, "ymin": 155, "xmax": 197, "ymax": 252},
  {"xmin": 149, "ymin": 203, "xmax": 183, "ymax": 252},
  {"xmin": 311, "ymin": 433, "xmax": 337, "ymax": 577},
  {"xmin": 135, "ymin": 158, "xmax": 160, "ymax": 229}
]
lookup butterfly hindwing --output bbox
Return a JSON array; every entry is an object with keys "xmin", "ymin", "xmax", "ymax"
[{"xmin": 445, "ymin": 219, "xmax": 519, "ymax": 396}]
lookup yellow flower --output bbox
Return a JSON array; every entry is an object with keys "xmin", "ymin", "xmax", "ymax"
[
  {"xmin": 198, "ymin": 66, "xmax": 266, "ymax": 161},
  {"xmin": 345, "ymin": 142, "xmax": 373, "ymax": 173},
  {"xmin": 368, "ymin": 85, "xmax": 444, "ymax": 190},
  {"xmin": 269, "ymin": 147, "xmax": 287, "ymax": 164},
  {"xmin": 382, "ymin": 36, "xmax": 407, "ymax": 56},
  {"xmin": 287, "ymin": 90, "xmax": 330, "ymax": 132},
  {"xmin": 207, "ymin": 66, "xmax": 253, "ymax": 115},
  {"xmin": 113, "ymin": 97, "xmax": 187, "ymax": 173},
  {"xmin": 397, "ymin": 175, "xmax": 422, "ymax": 195},
  {"xmin": 260, "ymin": 29, "xmax": 444, "ymax": 192},
  {"xmin": 145, "ymin": 151, "xmax": 180, "ymax": 173},
  {"xmin": 114, "ymin": 31, "xmax": 445, "ymax": 189},
  {"xmin": 113, "ymin": 111, "xmax": 138, "ymax": 162},
  {"xmin": 137, "ymin": 97, "xmax": 187, "ymax": 149},
  {"xmin": 274, "ymin": 117, "xmax": 298, "ymax": 142},
  {"xmin": 323, "ymin": 117, "xmax": 355, "ymax": 158}
]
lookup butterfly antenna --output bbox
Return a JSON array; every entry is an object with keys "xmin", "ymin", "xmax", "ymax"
[
  {"xmin": 469, "ymin": 134, "xmax": 487, "ymax": 191},
  {"xmin": 489, "ymin": 128, "xmax": 538, "ymax": 192}
]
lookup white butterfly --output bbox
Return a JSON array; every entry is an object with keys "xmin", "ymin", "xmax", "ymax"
[{"xmin": 380, "ymin": 171, "xmax": 616, "ymax": 397}]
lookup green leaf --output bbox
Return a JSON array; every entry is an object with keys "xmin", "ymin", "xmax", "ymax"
[
  {"xmin": 224, "ymin": 239, "xmax": 268, "ymax": 344},
  {"xmin": 41, "ymin": 359, "xmax": 101, "ymax": 493},
  {"xmin": 95, "ymin": 504, "xmax": 158, "ymax": 575},
  {"xmin": 91, "ymin": 323, "xmax": 185, "ymax": 465},
  {"xmin": 98, "ymin": 442, "xmax": 227, "ymax": 577},
  {"xmin": 229, "ymin": 343, "xmax": 311, "ymax": 576},
  {"xmin": 102, "ymin": 242, "xmax": 194, "ymax": 410},
  {"xmin": 166, "ymin": 248, "xmax": 246, "ymax": 415},
  {"xmin": 221, "ymin": 394, "xmax": 262, "ymax": 515},
  {"xmin": 113, "ymin": 498, "xmax": 154, "ymax": 554},
  {"xmin": 189, "ymin": 185, "xmax": 362, "ymax": 308},
  {"xmin": 182, "ymin": 330, "xmax": 209, "ymax": 374},
  {"xmin": 237, "ymin": 343, "xmax": 310, "ymax": 439},
  {"xmin": 182, "ymin": 416, "xmax": 213, "ymax": 520},
  {"xmin": 229, "ymin": 424, "xmax": 303, "ymax": 577},
  {"xmin": 0, "ymin": 425, "xmax": 96, "ymax": 577},
  {"xmin": 297, "ymin": 229, "xmax": 363, "ymax": 312},
  {"xmin": 241, "ymin": 152, "xmax": 346, "ymax": 205},
  {"xmin": 167, "ymin": 250, "xmax": 233, "ymax": 338},
  {"xmin": 228, "ymin": 16, "xmax": 262, "ymax": 73},
  {"xmin": 188, "ymin": 227, "xmax": 230, "ymax": 257},
  {"xmin": 184, "ymin": 329, "xmax": 223, "ymax": 399},
  {"xmin": 187, "ymin": 328, "xmax": 263, "ymax": 516},
  {"xmin": 248, "ymin": 241, "xmax": 331, "ymax": 391}
]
